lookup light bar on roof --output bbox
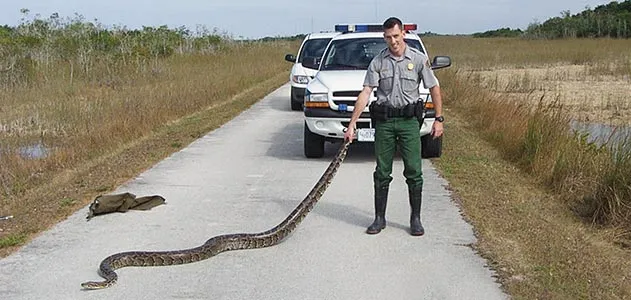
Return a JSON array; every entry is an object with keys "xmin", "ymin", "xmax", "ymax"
[
  {"xmin": 403, "ymin": 24, "xmax": 417, "ymax": 31},
  {"xmin": 335, "ymin": 24, "xmax": 381, "ymax": 32},
  {"xmin": 335, "ymin": 24, "xmax": 418, "ymax": 33}
]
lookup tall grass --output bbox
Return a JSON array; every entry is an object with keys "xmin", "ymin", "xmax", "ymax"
[
  {"xmin": 0, "ymin": 13, "xmax": 298, "ymax": 206},
  {"xmin": 437, "ymin": 65, "xmax": 631, "ymax": 241},
  {"xmin": 0, "ymin": 10, "xmax": 228, "ymax": 89},
  {"xmin": 423, "ymin": 33, "xmax": 631, "ymax": 241}
]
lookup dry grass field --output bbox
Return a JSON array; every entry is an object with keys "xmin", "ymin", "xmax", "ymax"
[
  {"xmin": 473, "ymin": 65, "xmax": 631, "ymax": 125},
  {"xmin": 424, "ymin": 36, "xmax": 631, "ymax": 125}
]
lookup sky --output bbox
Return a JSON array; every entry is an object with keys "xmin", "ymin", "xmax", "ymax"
[{"xmin": 0, "ymin": 0, "xmax": 612, "ymax": 39}]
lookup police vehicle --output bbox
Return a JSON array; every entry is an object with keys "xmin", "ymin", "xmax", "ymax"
[
  {"xmin": 284, "ymin": 31, "xmax": 340, "ymax": 111},
  {"xmin": 301, "ymin": 23, "xmax": 451, "ymax": 158}
]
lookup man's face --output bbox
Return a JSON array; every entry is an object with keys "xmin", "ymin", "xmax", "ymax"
[{"xmin": 383, "ymin": 24, "xmax": 405, "ymax": 55}]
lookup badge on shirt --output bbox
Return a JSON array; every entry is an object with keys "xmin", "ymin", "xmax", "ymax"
[{"xmin": 407, "ymin": 63, "xmax": 414, "ymax": 70}]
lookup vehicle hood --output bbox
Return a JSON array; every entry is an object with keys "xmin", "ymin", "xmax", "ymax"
[
  {"xmin": 292, "ymin": 64, "xmax": 319, "ymax": 77},
  {"xmin": 314, "ymin": 70, "xmax": 366, "ymax": 92}
]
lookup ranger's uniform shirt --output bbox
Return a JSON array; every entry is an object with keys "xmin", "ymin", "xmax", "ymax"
[{"xmin": 363, "ymin": 45, "xmax": 439, "ymax": 108}]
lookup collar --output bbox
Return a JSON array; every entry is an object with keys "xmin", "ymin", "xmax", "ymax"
[{"xmin": 384, "ymin": 45, "xmax": 413, "ymax": 60}]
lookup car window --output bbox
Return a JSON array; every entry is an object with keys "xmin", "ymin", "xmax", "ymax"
[
  {"xmin": 297, "ymin": 38, "xmax": 333, "ymax": 63},
  {"xmin": 322, "ymin": 38, "xmax": 425, "ymax": 71}
]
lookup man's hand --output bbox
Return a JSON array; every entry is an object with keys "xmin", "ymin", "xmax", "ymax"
[
  {"xmin": 431, "ymin": 120, "xmax": 444, "ymax": 138},
  {"xmin": 344, "ymin": 126, "xmax": 355, "ymax": 143}
]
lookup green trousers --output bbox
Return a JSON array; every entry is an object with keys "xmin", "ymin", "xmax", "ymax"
[{"xmin": 373, "ymin": 117, "xmax": 423, "ymax": 189}]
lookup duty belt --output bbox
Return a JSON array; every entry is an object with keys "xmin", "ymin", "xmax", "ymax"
[
  {"xmin": 370, "ymin": 101, "xmax": 425, "ymax": 126},
  {"xmin": 386, "ymin": 107, "xmax": 413, "ymax": 118}
]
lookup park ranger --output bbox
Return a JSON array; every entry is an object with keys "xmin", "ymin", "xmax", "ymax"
[{"xmin": 343, "ymin": 17, "xmax": 444, "ymax": 236}]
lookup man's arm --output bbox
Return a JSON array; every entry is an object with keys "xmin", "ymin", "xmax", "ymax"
[
  {"xmin": 343, "ymin": 85, "xmax": 373, "ymax": 142},
  {"xmin": 429, "ymin": 85, "xmax": 444, "ymax": 138},
  {"xmin": 430, "ymin": 85, "xmax": 442, "ymax": 118}
]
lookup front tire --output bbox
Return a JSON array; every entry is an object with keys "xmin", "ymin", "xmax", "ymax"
[
  {"xmin": 290, "ymin": 86, "xmax": 304, "ymax": 111},
  {"xmin": 291, "ymin": 100, "xmax": 302, "ymax": 111},
  {"xmin": 304, "ymin": 122, "xmax": 325, "ymax": 158}
]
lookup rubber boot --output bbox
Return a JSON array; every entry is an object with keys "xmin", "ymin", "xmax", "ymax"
[
  {"xmin": 409, "ymin": 186, "xmax": 425, "ymax": 236},
  {"xmin": 366, "ymin": 186, "xmax": 388, "ymax": 234}
]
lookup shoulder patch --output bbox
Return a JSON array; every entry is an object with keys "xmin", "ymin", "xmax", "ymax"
[{"xmin": 409, "ymin": 47, "xmax": 421, "ymax": 54}]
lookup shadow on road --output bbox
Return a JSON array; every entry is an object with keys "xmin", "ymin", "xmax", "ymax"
[{"xmin": 269, "ymin": 197, "xmax": 408, "ymax": 232}]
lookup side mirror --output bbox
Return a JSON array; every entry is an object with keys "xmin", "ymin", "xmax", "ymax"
[
  {"xmin": 285, "ymin": 54, "xmax": 296, "ymax": 63},
  {"xmin": 431, "ymin": 56, "xmax": 451, "ymax": 70},
  {"xmin": 302, "ymin": 56, "xmax": 320, "ymax": 70}
]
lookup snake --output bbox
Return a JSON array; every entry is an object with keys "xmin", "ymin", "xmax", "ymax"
[{"xmin": 81, "ymin": 140, "xmax": 351, "ymax": 290}]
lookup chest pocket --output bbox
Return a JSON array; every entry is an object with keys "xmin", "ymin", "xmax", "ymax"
[
  {"xmin": 379, "ymin": 69, "xmax": 394, "ymax": 93},
  {"xmin": 400, "ymin": 71, "xmax": 419, "ymax": 92}
]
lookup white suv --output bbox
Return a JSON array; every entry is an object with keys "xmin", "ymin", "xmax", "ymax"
[
  {"xmin": 301, "ymin": 24, "xmax": 451, "ymax": 158},
  {"xmin": 284, "ymin": 32, "xmax": 340, "ymax": 111}
]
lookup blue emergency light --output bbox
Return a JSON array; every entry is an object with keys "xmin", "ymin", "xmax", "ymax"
[
  {"xmin": 334, "ymin": 24, "xmax": 417, "ymax": 33},
  {"xmin": 338, "ymin": 104, "xmax": 348, "ymax": 112}
]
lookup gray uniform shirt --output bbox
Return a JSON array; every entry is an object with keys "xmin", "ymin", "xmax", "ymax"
[{"xmin": 363, "ymin": 45, "xmax": 439, "ymax": 108}]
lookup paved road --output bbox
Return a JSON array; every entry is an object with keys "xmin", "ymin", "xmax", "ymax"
[{"xmin": 0, "ymin": 84, "xmax": 508, "ymax": 300}]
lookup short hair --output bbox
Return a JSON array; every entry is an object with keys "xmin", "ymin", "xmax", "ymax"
[{"xmin": 383, "ymin": 17, "xmax": 403, "ymax": 30}]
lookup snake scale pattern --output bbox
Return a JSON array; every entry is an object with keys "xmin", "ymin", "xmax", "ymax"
[{"xmin": 81, "ymin": 140, "xmax": 350, "ymax": 290}]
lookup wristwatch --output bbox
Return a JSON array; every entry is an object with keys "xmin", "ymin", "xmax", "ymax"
[{"xmin": 435, "ymin": 116, "xmax": 444, "ymax": 123}]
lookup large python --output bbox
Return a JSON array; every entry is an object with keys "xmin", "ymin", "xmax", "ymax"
[{"xmin": 81, "ymin": 140, "xmax": 351, "ymax": 290}]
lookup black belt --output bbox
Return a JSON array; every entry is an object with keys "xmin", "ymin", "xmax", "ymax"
[
  {"xmin": 386, "ymin": 105, "xmax": 415, "ymax": 118},
  {"xmin": 386, "ymin": 108, "xmax": 406, "ymax": 117},
  {"xmin": 370, "ymin": 102, "xmax": 420, "ymax": 121}
]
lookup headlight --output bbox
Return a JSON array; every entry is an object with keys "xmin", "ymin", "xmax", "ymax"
[
  {"xmin": 305, "ymin": 92, "xmax": 328, "ymax": 102},
  {"xmin": 292, "ymin": 75, "xmax": 310, "ymax": 84}
]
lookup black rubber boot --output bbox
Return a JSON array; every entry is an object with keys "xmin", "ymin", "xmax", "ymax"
[
  {"xmin": 409, "ymin": 186, "xmax": 425, "ymax": 236},
  {"xmin": 366, "ymin": 186, "xmax": 388, "ymax": 234}
]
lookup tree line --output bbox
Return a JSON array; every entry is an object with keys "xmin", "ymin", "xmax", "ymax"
[
  {"xmin": 0, "ymin": 9, "xmax": 243, "ymax": 87},
  {"xmin": 474, "ymin": 0, "xmax": 631, "ymax": 38}
]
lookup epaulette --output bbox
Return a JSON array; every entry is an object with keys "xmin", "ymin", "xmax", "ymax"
[{"xmin": 408, "ymin": 47, "xmax": 422, "ymax": 54}]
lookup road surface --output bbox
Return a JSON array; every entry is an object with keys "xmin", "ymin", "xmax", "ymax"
[{"xmin": 0, "ymin": 83, "xmax": 508, "ymax": 300}]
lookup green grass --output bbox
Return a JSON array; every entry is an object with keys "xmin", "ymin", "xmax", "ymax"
[{"xmin": 0, "ymin": 234, "xmax": 27, "ymax": 248}]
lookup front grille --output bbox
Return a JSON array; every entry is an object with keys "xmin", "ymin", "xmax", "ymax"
[
  {"xmin": 333, "ymin": 91, "xmax": 361, "ymax": 97},
  {"xmin": 342, "ymin": 121, "xmax": 371, "ymax": 129},
  {"xmin": 333, "ymin": 100, "xmax": 356, "ymax": 107},
  {"xmin": 332, "ymin": 90, "xmax": 377, "ymax": 107},
  {"xmin": 332, "ymin": 90, "xmax": 377, "ymax": 97}
]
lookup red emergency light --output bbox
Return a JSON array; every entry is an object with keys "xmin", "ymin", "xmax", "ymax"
[{"xmin": 403, "ymin": 24, "xmax": 417, "ymax": 31}]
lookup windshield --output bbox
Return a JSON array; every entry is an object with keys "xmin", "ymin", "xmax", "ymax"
[
  {"xmin": 297, "ymin": 38, "xmax": 333, "ymax": 64},
  {"xmin": 321, "ymin": 38, "xmax": 423, "ymax": 71}
]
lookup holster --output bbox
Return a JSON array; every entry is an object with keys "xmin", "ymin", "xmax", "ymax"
[
  {"xmin": 415, "ymin": 99, "xmax": 425, "ymax": 127},
  {"xmin": 369, "ymin": 101, "xmax": 388, "ymax": 124}
]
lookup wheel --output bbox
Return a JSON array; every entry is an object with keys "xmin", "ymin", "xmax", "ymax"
[
  {"xmin": 304, "ymin": 122, "xmax": 325, "ymax": 158},
  {"xmin": 290, "ymin": 86, "xmax": 304, "ymax": 111},
  {"xmin": 291, "ymin": 100, "xmax": 302, "ymax": 111},
  {"xmin": 421, "ymin": 134, "xmax": 442, "ymax": 158}
]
